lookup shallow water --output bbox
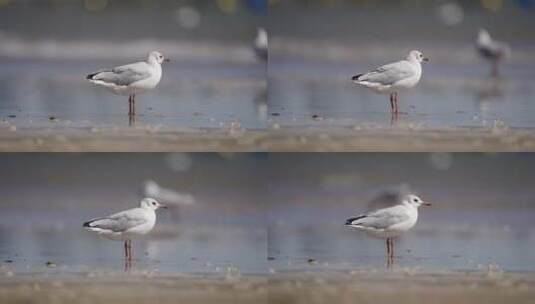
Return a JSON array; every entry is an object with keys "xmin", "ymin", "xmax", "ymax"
[
  {"xmin": 268, "ymin": 54, "xmax": 535, "ymax": 129},
  {"xmin": 265, "ymin": 153, "xmax": 535, "ymax": 272},
  {"xmin": 268, "ymin": 210, "xmax": 535, "ymax": 272},
  {"xmin": 0, "ymin": 59, "xmax": 266, "ymax": 130},
  {"xmin": 0, "ymin": 154, "xmax": 267, "ymax": 274},
  {"xmin": 1, "ymin": 154, "xmax": 535, "ymax": 274},
  {"xmin": 268, "ymin": 2, "xmax": 535, "ymax": 130}
]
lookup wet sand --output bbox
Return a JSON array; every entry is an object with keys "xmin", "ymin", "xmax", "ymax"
[
  {"xmin": 1, "ymin": 270, "xmax": 534, "ymax": 304},
  {"xmin": 269, "ymin": 270, "xmax": 535, "ymax": 304},
  {"xmin": 2, "ymin": 125, "xmax": 535, "ymax": 152},
  {"xmin": 0, "ymin": 126, "xmax": 266, "ymax": 152},
  {"xmin": 0, "ymin": 272, "xmax": 267, "ymax": 304},
  {"xmin": 261, "ymin": 126, "xmax": 535, "ymax": 152}
]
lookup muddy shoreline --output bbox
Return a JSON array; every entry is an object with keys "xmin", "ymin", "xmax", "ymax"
[
  {"xmin": 1, "ymin": 270, "xmax": 534, "ymax": 304},
  {"xmin": 1, "ymin": 126, "xmax": 534, "ymax": 151}
]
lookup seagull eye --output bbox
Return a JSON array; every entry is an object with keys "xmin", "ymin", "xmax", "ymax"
[{"xmin": 152, "ymin": 202, "xmax": 156, "ymax": 205}]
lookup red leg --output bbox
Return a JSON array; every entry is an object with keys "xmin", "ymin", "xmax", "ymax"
[
  {"xmin": 128, "ymin": 95, "xmax": 132, "ymax": 116},
  {"xmin": 124, "ymin": 240, "xmax": 128, "ymax": 260},
  {"xmin": 124, "ymin": 240, "xmax": 129, "ymax": 271},
  {"xmin": 394, "ymin": 92, "xmax": 399, "ymax": 114},
  {"xmin": 132, "ymin": 94, "xmax": 136, "ymax": 116},
  {"xmin": 386, "ymin": 238, "xmax": 393, "ymax": 268},
  {"xmin": 128, "ymin": 240, "xmax": 132, "ymax": 262},
  {"xmin": 391, "ymin": 238, "xmax": 395, "ymax": 260}
]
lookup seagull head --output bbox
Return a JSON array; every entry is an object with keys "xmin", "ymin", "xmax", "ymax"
[
  {"xmin": 402, "ymin": 194, "xmax": 431, "ymax": 208},
  {"xmin": 140, "ymin": 197, "xmax": 168, "ymax": 210},
  {"xmin": 408, "ymin": 50, "xmax": 429, "ymax": 63},
  {"xmin": 148, "ymin": 51, "xmax": 170, "ymax": 65}
]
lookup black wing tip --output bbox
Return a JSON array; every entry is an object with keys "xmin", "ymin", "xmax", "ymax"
[
  {"xmin": 86, "ymin": 73, "xmax": 96, "ymax": 80},
  {"xmin": 82, "ymin": 220, "xmax": 92, "ymax": 228},
  {"xmin": 345, "ymin": 215, "xmax": 365, "ymax": 225},
  {"xmin": 345, "ymin": 218, "xmax": 356, "ymax": 225},
  {"xmin": 351, "ymin": 74, "xmax": 363, "ymax": 81}
]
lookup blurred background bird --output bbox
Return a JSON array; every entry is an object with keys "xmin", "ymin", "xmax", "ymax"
[
  {"xmin": 476, "ymin": 29, "xmax": 511, "ymax": 77},
  {"xmin": 365, "ymin": 183, "xmax": 413, "ymax": 211},
  {"xmin": 254, "ymin": 27, "xmax": 268, "ymax": 62},
  {"xmin": 141, "ymin": 180, "xmax": 195, "ymax": 221}
]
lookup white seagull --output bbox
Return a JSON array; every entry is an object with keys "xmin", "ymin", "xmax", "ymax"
[
  {"xmin": 83, "ymin": 198, "xmax": 167, "ymax": 266},
  {"xmin": 476, "ymin": 29, "xmax": 511, "ymax": 77},
  {"xmin": 87, "ymin": 51, "xmax": 169, "ymax": 117},
  {"xmin": 254, "ymin": 28, "xmax": 268, "ymax": 62},
  {"xmin": 352, "ymin": 50, "xmax": 428, "ymax": 114},
  {"xmin": 345, "ymin": 194, "xmax": 431, "ymax": 266}
]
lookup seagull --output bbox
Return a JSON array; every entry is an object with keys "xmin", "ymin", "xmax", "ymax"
[
  {"xmin": 83, "ymin": 198, "xmax": 167, "ymax": 268},
  {"xmin": 86, "ymin": 51, "xmax": 169, "ymax": 117},
  {"xmin": 254, "ymin": 28, "xmax": 268, "ymax": 61},
  {"xmin": 345, "ymin": 194, "xmax": 431, "ymax": 266},
  {"xmin": 476, "ymin": 29, "xmax": 511, "ymax": 77},
  {"xmin": 352, "ymin": 50, "xmax": 428, "ymax": 115}
]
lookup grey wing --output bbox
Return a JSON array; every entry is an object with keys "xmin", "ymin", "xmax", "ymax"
[
  {"xmin": 89, "ymin": 62, "xmax": 151, "ymax": 86},
  {"xmin": 359, "ymin": 61, "xmax": 414, "ymax": 85},
  {"xmin": 84, "ymin": 209, "xmax": 147, "ymax": 232},
  {"xmin": 352, "ymin": 206, "xmax": 410, "ymax": 230}
]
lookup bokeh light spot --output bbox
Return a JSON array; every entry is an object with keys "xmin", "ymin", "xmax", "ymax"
[
  {"xmin": 429, "ymin": 153, "xmax": 454, "ymax": 171},
  {"xmin": 481, "ymin": 0, "xmax": 504, "ymax": 11},
  {"xmin": 0, "ymin": 0, "xmax": 10, "ymax": 8},
  {"xmin": 437, "ymin": 2, "xmax": 464, "ymax": 26},
  {"xmin": 216, "ymin": 0, "xmax": 237, "ymax": 14},
  {"xmin": 174, "ymin": 6, "xmax": 201, "ymax": 29}
]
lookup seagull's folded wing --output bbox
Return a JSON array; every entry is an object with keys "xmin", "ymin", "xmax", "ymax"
[
  {"xmin": 359, "ymin": 61, "xmax": 414, "ymax": 85},
  {"xmin": 352, "ymin": 205, "xmax": 411, "ymax": 230},
  {"xmin": 85, "ymin": 208, "xmax": 148, "ymax": 232},
  {"xmin": 91, "ymin": 62, "xmax": 151, "ymax": 86}
]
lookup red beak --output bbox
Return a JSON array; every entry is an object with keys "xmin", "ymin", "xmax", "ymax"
[{"xmin": 422, "ymin": 201, "xmax": 432, "ymax": 206}]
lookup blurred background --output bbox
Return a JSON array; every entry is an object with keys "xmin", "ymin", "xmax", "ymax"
[
  {"xmin": 1, "ymin": 153, "xmax": 535, "ymax": 274},
  {"xmin": 0, "ymin": 0, "xmax": 267, "ymax": 130},
  {"xmin": 0, "ymin": 153, "xmax": 267, "ymax": 274},
  {"xmin": 268, "ymin": 0, "xmax": 535, "ymax": 129}
]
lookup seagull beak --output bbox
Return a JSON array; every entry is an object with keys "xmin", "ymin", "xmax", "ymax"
[
  {"xmin": 422, "ymin": 57, "xmax": 429, "ymax": 63},
  {"xmin": 160, "ymin": 203, "xmax": 168, "ymax": 209},
  {"xmin": 164, "ymin": 58, "xmax": 170, "ymax": 63},
  {"xmin": 422, "ymin": 201, "xmax": 432, "ymax": 206}
]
